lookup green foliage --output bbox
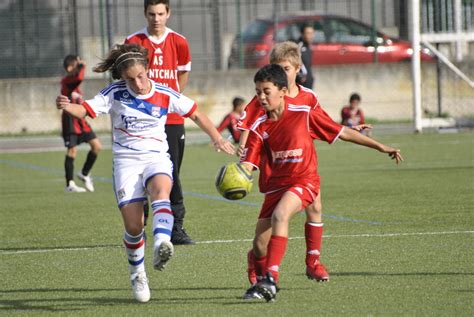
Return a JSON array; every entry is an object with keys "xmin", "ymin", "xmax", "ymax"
[{"xmin": 0, "ymin": 132, "xmax": 473, "ymax": 316}]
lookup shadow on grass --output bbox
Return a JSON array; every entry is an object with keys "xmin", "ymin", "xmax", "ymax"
[
  {"xmin": 0, "ymin": 244, "xmax": 120, "ymax": 252},
  {"xmin": 0, "ymin": 286, "xmax": 247, "ymax": 312}
]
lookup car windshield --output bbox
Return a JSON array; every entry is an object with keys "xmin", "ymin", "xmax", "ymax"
[
  {"xmin": 242, "ymin": 20, "xmax": 271, "ymax": 41},
  {"xmin": 275, "ymin": 20, "xmax": 325, "ymax": 43},
  {"xmin": 326, "ymin": 18, "xmax": 385, "ymax": 45}
]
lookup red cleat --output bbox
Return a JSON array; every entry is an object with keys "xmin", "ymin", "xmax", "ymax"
[{"xmin": 306, "ymin": 263, "xmax": 329, "ymax": 282}]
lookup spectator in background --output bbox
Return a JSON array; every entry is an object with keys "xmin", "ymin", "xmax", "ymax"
[
  {"xmin": 296, "ymin": 23, "xmax": 315, "ymax": 89},
  {"xmin": 60, "ymin": 55, "xmax": 102, "ymax": 193},
  {"xmin": 216, "ymin": 97, "xmax": 245, "ymax": 143},
  {"xmin": 341, "ymin": 93, "xmax": 365, "ymax": 128}
]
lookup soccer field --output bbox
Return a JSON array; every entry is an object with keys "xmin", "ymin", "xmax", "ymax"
[{"xmin": 1, "ymin": 132, "xmax": 473, "ymax": 316}]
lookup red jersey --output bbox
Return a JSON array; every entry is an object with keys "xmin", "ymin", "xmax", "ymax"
[
  {"xmin": 241, "ymin": 100, "xmax": 343, "ymax": 194},
  {"xmin": 238, "ymin": 85, "xmax": 330, "ymax": 192},
  {"xmin": 60, "ymin": 65, "xmax": 92, "ymax": 135},
  {"xmin": 217, "ymin": 112, "xmax": 241, "ymax": 143},
  {"xmin": 341, "ymin": 106, "xmax": 365, "ymax": 127},
  {"xmin": 125, "ymin": 27, "xmax": 191, "ymax": 125}
]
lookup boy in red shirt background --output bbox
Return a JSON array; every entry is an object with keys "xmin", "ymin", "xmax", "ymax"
[{"xmin": 60, "ymin": 55, "xmax": 102, "ymax": 193}]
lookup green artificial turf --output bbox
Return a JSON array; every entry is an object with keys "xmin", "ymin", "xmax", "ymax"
[{"xmin": 0, "ymin": 132, "xmax": 472, "ymax": 316}]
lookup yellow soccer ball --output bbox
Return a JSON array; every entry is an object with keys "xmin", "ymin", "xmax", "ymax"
[{"xmin": 215, "ymin": 162, "xmax": 253, "ymax": 200}]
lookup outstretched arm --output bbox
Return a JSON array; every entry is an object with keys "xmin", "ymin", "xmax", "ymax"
[
  {"xmin": 339, "ymin": 127, "xmax": 403, "ymax": 164},
  {"xmin": 56, "ymin": 95, "xmax": 87, "ymax": 118},
  {"xmin": 236, "ymin": 130, "xmax": 250, "ymax": 157},
  {"xmin": 189, "ymin": 110, "xmax": 235, "ymax": 155}
]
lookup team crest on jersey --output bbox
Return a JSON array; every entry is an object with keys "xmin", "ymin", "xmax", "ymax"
[
  {"xmin": 152, "ymin": 106, "xmax": 167, "ymax": 118},
  {"xmin": 117, "ymin": 188, "xmax": 126, "ymax": 200}
]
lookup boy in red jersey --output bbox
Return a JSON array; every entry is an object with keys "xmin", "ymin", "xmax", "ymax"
[
  {"xmin": 60, "ymin": 55, "xmax": 102, "ymax": 193},
  {"xmin": 216, "ymin": 97, "xmax": 245, "ymax": 143},
  {"xmin": 239, "ymin": 42, "xmax": 372, "ymax": 299},
  {"xmin": 125, "ymin": 0, "xmax": 194, "ymax": 244},
  {"xmin": 240, "ymin": 64, "xmax": 402, "ymax": 302}
]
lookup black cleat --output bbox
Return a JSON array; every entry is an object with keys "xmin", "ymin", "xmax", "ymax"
[
  {"xmin": 171, "ymin": 226, "xmax": 195, "ymax": 245},
  {"xmin": 242, "ymin": 284, "xmax": 264, "ymax": 300},
  {"xmin": 255, "ymin": 272, "xmax": 278, "ymax": 302}
]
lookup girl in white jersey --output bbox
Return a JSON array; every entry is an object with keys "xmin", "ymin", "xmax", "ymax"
[{"xmin": 56, "ymin": 43, "xmax": 234, "ymax": 303}]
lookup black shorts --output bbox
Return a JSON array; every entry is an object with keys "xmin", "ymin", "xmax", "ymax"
[{"xmin": 63, "ymin": 131, "xmax": 97, "ymax": 148}]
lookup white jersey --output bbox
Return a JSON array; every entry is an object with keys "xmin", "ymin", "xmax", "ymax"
[{"xmin": 83, "ymin": 79, "xmax": 196, "ymax": 158}]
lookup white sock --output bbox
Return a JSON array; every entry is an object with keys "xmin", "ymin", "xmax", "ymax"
[
  {"xmin": 151, "ymin": 199, "xmax": 174, "ymax": 248},
  {"xmin": 123, "ymin": 230, "xmax": 145, "ymax": 276}
]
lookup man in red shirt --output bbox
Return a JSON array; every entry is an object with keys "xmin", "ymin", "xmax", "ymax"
[
  {"xmin": 60, "ymin": 55, "xmax": 102, "ymax": 193},
  {"xmin": 125, "ymin": 0, "xmax": 194, "ymax": 244},
  {"xmin": 241, "ymin": 64, "xmax": 403, "ymax": 302},
  {"xmin": 216, "ymin": 97, "xmax": 245, "ymax": 143}
]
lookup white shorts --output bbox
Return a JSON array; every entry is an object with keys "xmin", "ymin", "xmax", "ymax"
[{"xmin": 113, "ymin": 154, "xmax": 173, "ymax": 208}]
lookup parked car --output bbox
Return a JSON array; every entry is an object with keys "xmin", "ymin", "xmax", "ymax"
[{"xmin": 228, "ymin": 14, "xmax": 434, "ymax": 68}]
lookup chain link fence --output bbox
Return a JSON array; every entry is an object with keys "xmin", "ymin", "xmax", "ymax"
[{"xmin": 0, "ymin": 0, "xmax": 472, "ymax": 135}]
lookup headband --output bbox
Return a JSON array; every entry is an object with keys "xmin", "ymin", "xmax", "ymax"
[{"xmin": 114, "ymin": 52, "xmax": 146, "ymax": 68}]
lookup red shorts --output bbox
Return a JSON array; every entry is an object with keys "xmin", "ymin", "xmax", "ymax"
[{"xmin": 258, "ymin": 184, "xmax": 319, "ymax": 219}]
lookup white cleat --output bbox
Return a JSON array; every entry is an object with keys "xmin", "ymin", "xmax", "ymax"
[
  {"xmin": 153, "ymin": 240, "xmax": 174, "ymax": 271},
  {"xmin": 77, "ymin": 172, "xmax": 94, "ymax": 192},
  {"xmin": 65, "ymin": 180, "xmax": 87, "ymax": 193},
  {"xmin": 131, "ymin": 271, "xmax": 150, "ymax": 303}
]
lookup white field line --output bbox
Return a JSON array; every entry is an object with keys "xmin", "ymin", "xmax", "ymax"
[{"xmin": 1, "ymin": 230, "xmax": 472, "ymax": 256}]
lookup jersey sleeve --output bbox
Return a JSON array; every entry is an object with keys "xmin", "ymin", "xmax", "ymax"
[
  {"xmin": 83, "ymin": 92, "xmax": 111, "ymax": 118},
  {"xmin": 217, "ymin": 114, "xmax": 231, "ymax": 133},
  {"xmin": 176, "ymin": 36, "xmax": 191, "ymax": 72},
  {"xmin": 240, "ymin": 130, "xmax": 262, "ymax": 170},
  {"xmin": 237, "ymin": 97, "xmax": 264, "ymax": 131},
  {"xmin": 168, "ymin": 92, "xmax": 197, "ymax": 117},
  {"xmin": 309, "ymin": 106, "xmax": 344, "ymax": 144}
]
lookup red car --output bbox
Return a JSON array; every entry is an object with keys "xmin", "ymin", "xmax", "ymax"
[{"xmin": 228, "ymin": 14, "xmax": 434, "ymax": 68}]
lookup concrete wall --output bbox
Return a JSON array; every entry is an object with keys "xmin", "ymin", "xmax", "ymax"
[{"xmin": 0, "ymin": 63, "xmax": 472, "ymax": 134}]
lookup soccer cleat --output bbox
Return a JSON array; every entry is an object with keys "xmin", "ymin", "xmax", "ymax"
[
  {"xmin": 65, "ymin": 180, "xmax": 86, "ymax": 193},
  {"xmin": 255, "ymin": 272, "xmax": 278, "ymax": 302},
  {"xmin": 130, "ymin": 271, "xmax": 150, "ymax": 303},
  {"xmin": 242, "ymin": 284, "xmax": 264, "ymax": 300},
  {"xmin": 77, "ymin": 172, "xmax": 94, "ymax": 192},
  {"xmin": 171, "ymin": 226, "xmax": 195, "ymax": 245},
  {"xmin": 306, "ymin": 263, "xmax": 330, "ymax": 282},
  {"xmin": 153, "ymin": 240, "xmax": 174, "ymax": 271}
]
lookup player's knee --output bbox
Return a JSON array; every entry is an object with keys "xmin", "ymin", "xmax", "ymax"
[
  {"xmin": 271, "ymin": 211, "xmax": 291, "ymax": 225},
  {"xmin": 67, "ymin": 147, "xmax": 77, "ymax": 157},
  {"xmin": 91, "ymin": 139, "xmax": 102, "ymax": 154}
]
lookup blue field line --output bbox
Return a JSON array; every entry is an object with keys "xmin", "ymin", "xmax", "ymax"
[{"xmin": 0, "ymin": 158, "xmax": 386, "ymax": 225}]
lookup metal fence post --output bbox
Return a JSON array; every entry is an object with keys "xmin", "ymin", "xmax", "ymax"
[{"xmin": 211, "ymin": 0, "xmax": 222, "ymax": 70}]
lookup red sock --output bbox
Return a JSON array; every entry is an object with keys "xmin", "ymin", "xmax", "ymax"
[
  {"xmin": 305, "ymin": 222, "xmax": 323, "ymax": 267},
  {"xmin": 247, "ymin": 249, "xmax": 266, "ymax": 284},
  {"xmin": 265, "ymin": 235, "xmax": 288, "ymax": 283}
]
